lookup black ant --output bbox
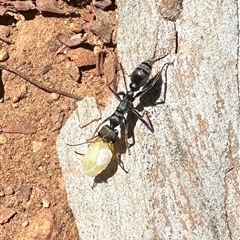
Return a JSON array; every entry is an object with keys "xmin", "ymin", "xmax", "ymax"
[
  {"xmin": 96, "ymin": 55, "xmax": 170, "ymax": 145},
  {"xmin": 69, "ymin": 55, "xmax": 172, "ymax": 178}
]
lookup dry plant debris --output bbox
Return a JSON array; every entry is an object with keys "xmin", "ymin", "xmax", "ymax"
[{"xmin": 0, "ymin": 0, "xmax": 75, "ymax": 15}]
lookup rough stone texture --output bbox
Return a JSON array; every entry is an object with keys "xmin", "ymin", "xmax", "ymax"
[{"xmin": 56, "ymin": 0, "xmax": 239, "ymax": 239}]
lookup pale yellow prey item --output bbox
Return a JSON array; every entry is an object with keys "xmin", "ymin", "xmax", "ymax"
[{"xmin": 83, "ymin": 137, "xmax": 114, "ymax": 177}]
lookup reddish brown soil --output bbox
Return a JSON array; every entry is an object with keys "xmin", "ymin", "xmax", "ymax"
[{"xmin": 0, "ymin": 2, "xmax": 117, "ymax": 239}]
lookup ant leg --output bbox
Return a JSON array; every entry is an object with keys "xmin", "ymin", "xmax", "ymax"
[
  {"xmin": 132, "ymin": 75, "xmax": 159, "ymax": 100},
  {"xmin": 108, "ymin": 60, "xmax": 128, "ymax": 99},
  {"xmin": 141, "ymin": 110, "xmax": 154, "ymax": 131},
  {"xmin": 129, "ymin": 107, "xmax": 154, "ymax": 132},
  {"xmin": 108, "ymin": 143, "xmax": 129, "ymax": 173},
  {"xmin": 116, "ymin": 153, "xmax": 129, "ymax": 173},
  {"xmin": 101, "ymin": 69, "xmax": 123, "ymax": 102},
  {"xmin": 121, "ymin": 117, "xmax": 131, "ymax": 155},
  {"xmin": 155, "ymin": 61, "xmax": 173, "ymax": 105},
  {"xmin": 108, "ymin": 86, "xmax": 126, "ymax": 101}
]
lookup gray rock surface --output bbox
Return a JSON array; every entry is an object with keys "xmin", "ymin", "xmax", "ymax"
[{"xmin": 56, "ymin": 0, "xmax": 239, "ymax": 239}]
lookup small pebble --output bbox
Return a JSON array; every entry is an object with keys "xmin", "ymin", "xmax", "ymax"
[
  {"xmin": 42, "ymin": 198, "xmax": 50, "ymax": 208},
  {"xmin": 22, "ymin": 220, "xmax": 29, "ymax": 227},
  {"xmin": 42, "ymin": 64, "xmax": 52, "ymax": 75},
  {"xmin": 0, "ymin": 48, "xmax": 9, "ymax": 61},
  {"xmin": 0, "ymin": 135, "xmax": 7, "ymax": 145},
  {"xmin": 19, "ymin": 185, "xmax": 32, "ymax": 201},
  {"xmin": 51, "ymin": 93, "xmax": 60, "ymax": 101},
  {"xmin": 4, "ymin": 185, "xmax": 14, "ymax": 195},
  {"xmin": 12, "ymin": 85, "xmax": 27, "ymax": 103},
  {"xmin": 46, "ymin": 39, "xmax": 59, "ymax": 52},
  {"xmin": 66, "ymin": 48, "xmax": 96, "ymax": 67},
  {"xmin": 0, "ymin": 208, "xmax": 16, "ymax": 224},
  {"xmin": 18, "ymin": 206, "xmax": 26, "ymax": 213},
  {"xmin": 4, "ymin": 28, "xmax": 10, "ymax": 38},
  {"xmin": 69, "ymin": 22, "xmax": 84, "ymax": 33},
  {"xmin": 93, "ymin": 0, "xmax": 112, "ymax": 9},
  {"xmin": 32, "ymin": 141, "xmax": 43, "ymax": 153}
]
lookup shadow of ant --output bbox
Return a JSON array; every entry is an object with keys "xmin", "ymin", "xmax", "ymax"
[
  {"xmin": 92, "ymin": 135, "xmax": 127, "ymax": 188},
  {"xmin": 126, "ymin": 62, "xmax": 173, "ymax": 146}
]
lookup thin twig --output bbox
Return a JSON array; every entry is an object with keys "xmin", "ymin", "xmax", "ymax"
[{"xmin": 0, "ymin": 64, "xmax": 83, "ymax": 100}]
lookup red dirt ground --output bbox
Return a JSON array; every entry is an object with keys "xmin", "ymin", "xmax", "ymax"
[{"xmin": 0, "ymin": 1, "xmax": 117, "ymax": 239}]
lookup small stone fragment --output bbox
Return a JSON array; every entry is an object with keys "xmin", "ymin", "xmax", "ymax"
[
  {"xmin": 89, "ymin": 20, "xmax": 112, "ymax": 43},
  {"xmin": 93, "ymin": 0, "xmax": 112, "ymax": 10},
  {"xmin": 42, "ymin": 64, "xmax": 52, "ymax": 75},
  {"xmin": 4, "ymin": 185, "xmax": 14, "ymax": 195},
  {"xmin": 2, "ymin": 122, "xmax": 37, "ymax": 135},
  {"xmin": 0, "ymin": 135, "xmax": 6, "ymax": 145},
  {"xmin": 13, "ymin": 1, "xmax": 35, "ymax": 11},
  {"xmin": 22, "ymin": 220, "xmax": 29, "ymax": 227},
  {"xmin": 46, "ymin": 39, "xmax": 60, "ymax": 52},
  {"xmin": 51, "ymin": 93, "xmax": 60, "ymax": 101},
  {"xmin": 103, "ymin": 50, "xmax": 117, "ymax": 82},
  {"xmin": 18, "ymin": 206, "xmax": 26, "ymax": 213},
  {"xmin": 66, "ymin": 48, "xmax": 96, "ymax": 67},
  {"xmin": 42, "ymin": 198, "xmax": 50, "ymax": 208},
  {"xmin": 0, "ymin": 48, "xmax": 9, "ymax": 61},
  {"xmin": 12, "ymin": 85, "xmax": 27, "ymax": 103},
  {"xmin": 69, "ymin": 21, "xmax": 85, "ymax": 33},
  {"xmin": 82, "ymin": 11, "xmax": 95, "ymax": 22},
  {"xmin": 19, "ymin": 185, "xmax": 32, "ymax": 202},
  {"xmin": 51, "ymin": 110, "xmax": 65, "ymax": 132},
  {"xmin": 159, "ymin": 0, "xmax": 183, "ymax": 21},
  {"xmin": 0, "ymin": 208, "xmax": 17, "ymax": 224},
  {"xmin": 13, "ymin": 103, "xmax": 19, "ymax": 108},
  {"xmin": 32, "ymin": 141, "xmax": 43, "ymax": 153},
  {"xmin": 57, "ymin": 33, "xmax": 86, "ymax": 47},
  {"xmin": 36, "ymin": 0, "xmax": 72, "ymax": 14}
]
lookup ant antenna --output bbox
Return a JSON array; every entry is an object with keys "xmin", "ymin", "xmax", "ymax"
[
  {"xmin": 66, "ymin": 135, "xmax": 99, "ymax": 147},
  {"xmin": 151, "ymin": 53, "xmax": 169, "ymax": 63}
]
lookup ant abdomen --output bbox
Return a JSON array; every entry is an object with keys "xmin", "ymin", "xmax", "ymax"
[{"xmin": 130, "ymin": 59, "xmax": 153, "ymax": 92}]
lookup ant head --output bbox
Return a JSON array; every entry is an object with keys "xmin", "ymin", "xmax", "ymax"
[{"xmin": 98, "ymin": 125, "xmax": 118, "ymax": 143}]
